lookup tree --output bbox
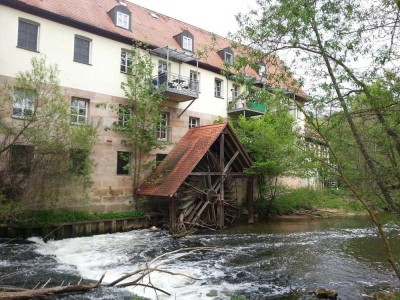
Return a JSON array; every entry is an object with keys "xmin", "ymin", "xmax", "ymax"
[
  {"xmin": 234, "ymin": 90, "xmax": 306, "ymax": 215},
  {"xmin": 0, "ymin": 57, "xmax": 97, "ymax": 222},
  {"xmin": 104, "ymin": 45, "xmax": 165, "ymax": 208},
  {"xmin": 232, "ymin": 0, "xmax": 400, "ymax": 279}
]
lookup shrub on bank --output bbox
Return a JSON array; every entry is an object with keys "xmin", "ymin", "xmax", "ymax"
[
  {"xmin": 268, "ymin": 188, "xmax": 364, "ymax": 215},
  {"xmin": 12, "ymin": 210, "xmax": 144, "ymax": 227}
]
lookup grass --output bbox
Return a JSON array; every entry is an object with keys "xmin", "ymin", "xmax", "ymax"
[
  {"xmin": 12, "ymin": 209, "xmax": 144, "ymax": 227},
  {"xmin": 269, "ymin": 188, "xmax": 364, "ymax": 215}
]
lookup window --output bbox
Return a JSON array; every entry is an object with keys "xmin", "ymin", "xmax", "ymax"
[
  {"xmin": 116, "ymin": 11, "xmax": 130, "ymax": 29},
  {"xmin": 157, "ymin": 113, "xmax": 169, "ymax": 141},
  {"xmin": 155, "ymin": 153, "xmax": 167, "ymax": 166},
  {"xmin": 190, "ymin": 71, "xmax": 199, "ymax": 92},
  {"xmin": 120, "ymin": 50, "xmax": 132, "ymax": 73},
  {"xmin": 189, "ymin": 117, "xmax": 200, "ymax": 129},
  {"xmin": 182, "ymin": 36, "xmax": 193, "ymax": 51},
  {"xmin": 118, "ymin": 104, "xmax": 131, "ymax": 126},
  {"xmin": 117, "ymin": 151, "xmax": 130, "ymax": 175},
  {"xmin": 232, "ymin": 84, "xmax": 240, "ymax": 98},
  {"xmin": 289, "ymin": 102, "xmax": 301, "ymax": 120},
  {"xmin": 225, "ymin": 52, "xmax": 233, "ymax": 65},
  {"xmin": 17, "ymin": 19, "xmax": 39, "ymax": 51},
  {"xmin": 70, "ymin": 149, "xmax": 89, "ymax": 175},
  {"xmin": 13, "ymin": 91, "xmax": 34, "ymax": 118},
  {"xmin": 71, "ymin": 97, "xmax": 89, "ymax": 124},
  {"xmin": 158, "ymin": 61, "xmax": 168, "ymax": 74},
  {"xmin": 10, "ymin": 145, "xmax": 34, "ymax": 174},
  {"xmin": 214, "ymin": 79, "xmax": 223, "ymax": 98},
  {"xmin": 74, "ymin": 36, "xmax": 91, "ymax": 64}
]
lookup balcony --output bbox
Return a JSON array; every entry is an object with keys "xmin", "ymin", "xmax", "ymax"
[
  {"xmin": 152, "ymin": 72, "xmax": 199, "ymax": 102},
  {"xmin": 227, "ymin": 97, "xmax": 266, "ymax": 117}
]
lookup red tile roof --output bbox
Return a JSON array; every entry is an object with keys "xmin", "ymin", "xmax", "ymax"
[
  {"xmin": 138, "ymin": 122, "xmax": 251, "ymax": 197},
  {"xmin": 8, "ymin": 0, "xmax": 305, "ymax": 98}
]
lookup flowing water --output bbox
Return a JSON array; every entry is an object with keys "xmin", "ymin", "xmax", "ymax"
[{"xmin": 1, "ymin": 216, "xmax": 399, "ymax": 299}]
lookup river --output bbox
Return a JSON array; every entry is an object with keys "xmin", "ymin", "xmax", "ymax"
[{"xmin": 1, "ymin": 216, "xmax": 399, "ymax": 299}]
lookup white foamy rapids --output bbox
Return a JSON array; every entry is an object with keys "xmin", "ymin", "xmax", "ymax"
[{"xmin": 28, "ymin": 230, "xmax": 258, "ymax": 299}]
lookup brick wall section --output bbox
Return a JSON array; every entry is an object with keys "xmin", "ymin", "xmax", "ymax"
[{"xmin": 0, "ymin": 77, "xmax": 222, "ymax": 212}]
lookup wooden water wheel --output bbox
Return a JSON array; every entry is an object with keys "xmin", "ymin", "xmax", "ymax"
[
  {"xmin": 174, "ymin": 150, "xmax": 239, "ymax": 232},
  {"xmin": 137, "ymin": 123, "xmax": 254, "ymax": 234}
]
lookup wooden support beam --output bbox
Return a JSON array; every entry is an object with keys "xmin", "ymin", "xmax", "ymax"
[
  {"xmin": 169, "ymin": 197, "xmax": 177, "ymax": 233},
  {"xmin": 189, "ymin": 172, "xmax": 250, "ymax": 176},
  {"xmin": 223, "ymin": 151, "xmax": 239, "ymax": 173},
  {"xmin": 247, "ymin": 177, "xmax": 255, "ymax": 224},
  {"xmin": 216, "ymin": 195, "xmax": 224, "ymax": 229}
]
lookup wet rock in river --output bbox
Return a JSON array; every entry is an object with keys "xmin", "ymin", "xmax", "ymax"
[
  {"xmin": 373, "ymin": 291, "xmax": 397, "ymax": 300},
  {"xmin": 314, "ymin": 288, "xmax": 338, "ymax": 299}
]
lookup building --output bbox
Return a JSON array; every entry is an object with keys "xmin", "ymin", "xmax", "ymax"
[{"xmin": 0, "ymin": 0, "xmax": 306, "ymax": 219}]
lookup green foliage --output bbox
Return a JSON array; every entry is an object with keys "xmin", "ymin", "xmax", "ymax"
[
  {"xmin": 236, "ymin": 91, "xmax": 303, "ymax": 177},
  {"xmin": 234, "ymin": 90, "xmax": 309, "ymax": 214},
  {"xmin": 231, "ymin": 296, "xmax": 247, "ymax": 300},
  {"xmin": 0, "ymin": 56, "xmax": 97, "ymax": 206},
  {"xmin": 269, "ymin": 188, "xmax": 363, "ymax": 215},
  {"xmin": 103, "ymin": 45, "xmax": 166, "ymax": 204},
  {"xmin": 13, "ymin": 209, "xmax": 144, "ymax": 227}
]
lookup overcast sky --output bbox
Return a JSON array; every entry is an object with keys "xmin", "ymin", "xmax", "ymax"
[{"xmin": 128, "ymin": 0, "xmax": 257, "ymax": 37}]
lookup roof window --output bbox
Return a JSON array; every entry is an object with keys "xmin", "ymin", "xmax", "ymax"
[
  {"xmin": 218, "ymin": 47, "xmax": 234, "ymax": 66},
  {"xmin": 108, "ymin": 3, "xmax": 132, "ymax": 31},
  {"xmin": 174, "ymin": 30, "xmax": 194, "ymax": 52}
]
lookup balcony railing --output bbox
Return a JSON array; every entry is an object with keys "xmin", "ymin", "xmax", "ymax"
[
  {"xmin": 227, "ymin": 97, "xmax": 266, "ymax": 117},
  {"xmin": 152, "ymin": 72, "xmax": 199, "ymax": 102}
]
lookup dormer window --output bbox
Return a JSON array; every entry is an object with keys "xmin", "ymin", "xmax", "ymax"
[
  {"xmin": 174, "ymin": 30, "xmax": 194, "ymax": 52},
  {"xmin": 218, "ymin": 47, "xmax": 234, "ymax": 66},
  {"xmin": 117, "ymin": 11, "xmax": 129, "ymax": 29},
  {"xmin": 108, "ymin": 3, "xmax": 132, "ymax": 31},
  {"xmin": 225, "ymin": 52, "xmax": 233, "ymax": 65},
  {"xmin": 183, "ymin": 36, "xmax": 193, "ymax": 52}
]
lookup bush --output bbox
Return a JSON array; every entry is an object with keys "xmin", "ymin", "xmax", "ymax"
[{"xmin": 268, "ymin": 188, "xmax": 364, "ymax": 215}]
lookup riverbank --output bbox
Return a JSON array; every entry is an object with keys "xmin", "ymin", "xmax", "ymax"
[{"xmin": 266, "ymin": 188, "xmax": 366, "ymax": 217}]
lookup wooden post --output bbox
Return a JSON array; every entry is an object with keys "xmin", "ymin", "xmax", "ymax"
[
  {"xmin": 216, "ymin": 194, "xmax": 225, "ymax": 228},
  {"xmin": 169, "ymin": 197, "xmax": 177, "ymax": 233},
  {"xmin": 247, "ymin": 177, "xmax": 255, "ymax": 224}
]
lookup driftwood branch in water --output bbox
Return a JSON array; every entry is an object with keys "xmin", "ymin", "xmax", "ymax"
[
  {"xmin": 0, "ymin": 272, "xmax": 105, "ymax": 300},
  {"xmin": 0, "ymin": 247, "xmax": 217, "ymax": 299},
  {"xmin": 107, "ymin": 246, "xmax": 216, "ymax": 287}
]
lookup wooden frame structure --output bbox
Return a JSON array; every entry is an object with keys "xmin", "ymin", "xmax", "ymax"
[{"xmin": 138, "ymin": 123, "xmax": 254, "ymax": 233}]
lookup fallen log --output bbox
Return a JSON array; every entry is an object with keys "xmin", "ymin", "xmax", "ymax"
[
  {"xmin": 1, "ymin": 247, "xmax": 217, "ymax": 300},
  {"xmin": 0, "ymin": 273, "xmax": 105, "ymax": 300}
]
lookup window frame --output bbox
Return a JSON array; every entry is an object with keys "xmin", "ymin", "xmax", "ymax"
[
  {"xmin": 232, "ymin": 84, "xmax": 240, "ymax": 98},
  {"xmin": 157, "ymin": 113, "xmax": 169, "ymax": 141},
  {"xmin": 190, "ymin": 70, "xmax": 200, "ymax": 92},
  {"xmin": 116, "ymin": 11, "xmax": 130, "ymax": 29},
  {"xmin": 189, "ymin": 117, "xmax": 200, "ymax": 129},
  {"xmin": 155, "ymin": 153, "xmax": 167, "ymax": 166},
  {"xmin": 182, "ymin": 36, "xmax": 193, "ymax": 52},
  {"xmin": 70, "ymin": 97, "xmax": 89, "ymax": 125},
  {"xmin": 120, "ymin": 50, "xmax": 132, "ymax": 73},
  {"xmin": 117, "ymin": 151, "xmax": 131, "ymax": 175},
  {"xmin": 12, "ymin": 90, "xmax": 35, "ymax": 119},
  {"xmin": 73, "ymin": 35, "xmax": 92, "ymax": 65},
  {"xmin": 118, "ymin": 104, "xmax": 131, "ymax": 126},
  {"xmin": 17, "ymin": 19, "xmax": 39, "ymax": 52},
  {"xmin": 224, "ymin": 52, "xmax": 233, "ymax": 65},
  {"xmin": 214, "ymin": 78, "xmax": 223, "ymax": 98}
]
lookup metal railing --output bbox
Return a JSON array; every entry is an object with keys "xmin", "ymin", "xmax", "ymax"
[
  {"xmin": 227, "ymin": 97, "xmax": 266, "ymax": 113},
  {"xmin": 152, "ymin": 72, "xmax": 199, "ymax": 96}
]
